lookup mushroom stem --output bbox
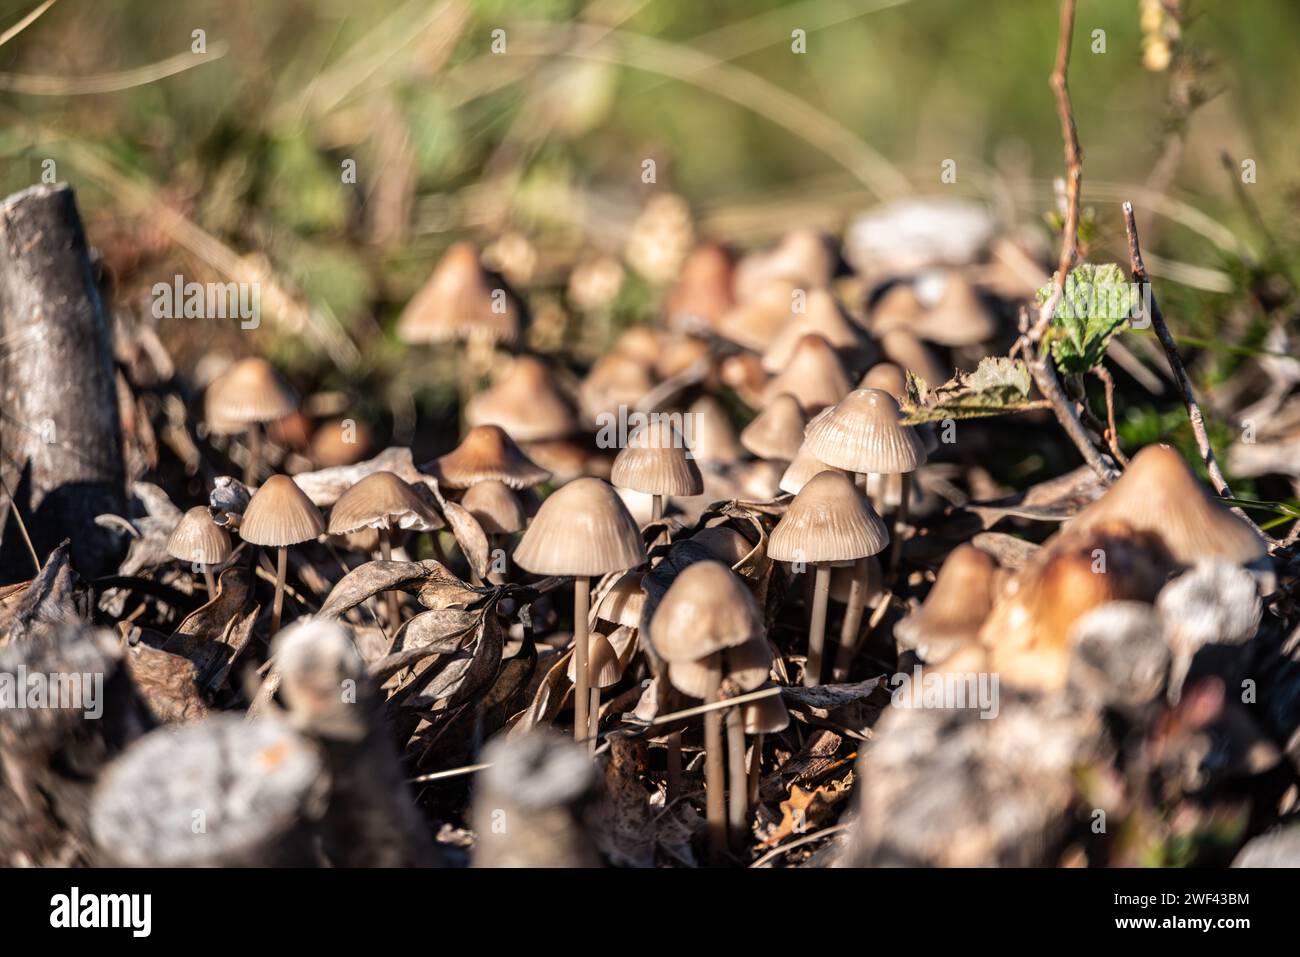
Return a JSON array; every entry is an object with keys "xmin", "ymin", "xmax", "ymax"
[
  {"xmin": 379, "ymin": 527, "xmax": 399, "ymax": 629},
  {"xmin": 806, "ymin": 563, "xmax": 832, "ymax": 687},
  {"xmin": 244, "ymin": 423, "xmax": 262, "ymax": 485},
  {"xmin": 834, "ymin": 555, "xmax": 870, "ymax": 681},
  {"xmin": 889, "ymin": 472, "xmax": 912, "ymax": 574},
  {"xmin": 270, "ymin": 545, "xmax": 288, "ymax": 633},
  {"xmin": 748, "ymin": 734, "xmax": 763, "ymax": 806},
  {"xmin": 703, "ymin": 684, "xmax": 727, "ymax": 865},
  {"xmin": 587, "ymin": 685, "xmax": 600, "ymax": 754},
  {"xmin": 202, "ymin": 564, "xmax": 216, "ymax": 596},
  {"xmin": 651, "ymin": 494, "xmax": 663, "ymax": 522},
  {"xmin": 665, "ymin": 730, "xmax": 682, "ymax": 801},
  {"xmin": 573, "ymin": 577, "xmax": 591, "ymax": 745},
  {"xmin": 725, "ymin": 705, "xmax": 748, "ymax": 849}
]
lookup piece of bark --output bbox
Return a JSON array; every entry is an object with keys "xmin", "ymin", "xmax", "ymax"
[
  {"xmin": 90, "ymin": 712, "xmax": 324, "ymax": 866},
  {"xmin": 0, "ymin": 184, "xmax": 125, "ymax": 582}
]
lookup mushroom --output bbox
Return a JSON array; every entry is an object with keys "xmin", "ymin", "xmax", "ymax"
[
  {"xmin": 760, "ymin": 333, "xmax": 851, "ymax": 414},
  {"xmin": 579, "ymin": 353, "xmax": 656, "ymax": 426},
  {"xmin": 666, "ymin": 241, "xmax": 734, "ymax": 332},
  {"xmin": 204, "ymin": 357, "xmax": 298, "ymax": 484},
  {"xmin": 461, "ymin": 480, "xmax": 527, "ymax": 536},
  {"xmin": 166, "ymin": 505, "xmax": 232, "ymax": 595},
  {"xmin": 742, "ymin": 683, "xmax": 790, "ymax": 806},
  {"xmin": 610, "ymin": 418, "xmax": 704, "ymax": 524},
  {"xmin": 327, "ymin": 471, "xmax": 442, "ymax": 627},
  {"xmin": 907, "ymin": 271, "xmax": 998, "ymax": 346},
  {"xmin": 513, "ymin": 478, "xmax": 646, "ymax": 746},
  {"xmin": 649, "ymin": 560, "xmax": 770, "ymax": 861},
  {"xmin": 733, "ymin": 228, "xmax": 835, "ymax": 301},
  {"xmin": 396, "ymin": 240, "xmax": 523, "ymax": 348},
  {"xmin": 716, "ymin": 278, "xmax": 799, "ymax": 351},
  {"xmin": 656, "ymin": 334, "xmax": 712, "ymax": 379},
  {"xmin": 761, "ymin": 289, "xmax": 875, "ymax": 373},
  {"xmin": 779, "ymin": 440, "xmax": 848, "ymax": 495},
  {"xmin": 740, "ymin": 392, "xmax": 807, "ymax": 464},
  {"xmin": 877, "ymin": 328, "xmax": 949, "ymax": 391},
  {"xmin": 894, "ymin": 544, "xmax": 997, "ymax": 667},
  {"xmin": 803, "ymin": 387, "xmax": 927, "ymax": 667},
  {"xmin": 240, "ymin": 474, "xmax": 326, "ymax": 633},
  {"xmin": 426, "ymin": 424, "xmax": 552, "ymax": 490},
  {"xmin": 869, "ymin": 282, "xmax": 924, "ymax": 333},
  {"xmin": 466, "ymin": 356, "xmax": 579, "ymax": 442},
  {"xmin": 686, "ymin": 396, "xmax": 744, "ymax": 467},
  {"xmin": 768, "ymin": 469, "xmax": 888, "ymax": 686}
]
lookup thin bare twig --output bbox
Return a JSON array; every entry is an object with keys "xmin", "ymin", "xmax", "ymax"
[
  {"xmin": 1091, "ymin": 365, "xmax": 1128, "ymax": 466},
  {"xmin": 1028, "ymin": 353, "xmax": 1118, "ymax": 482},
  {"xmin": 1121, "ymin": 201, "xmax": 1274, "ymax": 542}
]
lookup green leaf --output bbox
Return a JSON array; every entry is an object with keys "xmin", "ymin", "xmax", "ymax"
[
  {"xmin": 899, "ymin": 357, "xmax": 1041, "ymax": 425},
  {"xmin": 1036, "ymin": 262, "xmax": 1136, "ymax": 374}
]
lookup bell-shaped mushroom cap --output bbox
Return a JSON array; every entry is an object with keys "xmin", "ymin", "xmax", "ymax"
[
  {"xmin": 666, "ymin": 636, "xmax": 771, "ymax": 699},
  {"xmin": 734, "ymin": 460, "xmax": 785, "ymax": 501},
  {"xmin": 613, "ymin": 325, "xmax": 663, "ymax": 366},
  {"xmin": 734, "ymin": 228, "xmax": 835, "ymax": 300},
  {"xmin": 716, "ymin": 278, "xmax": 797, "ymax": 351},
  {"xmin": 461, "ymin": 480, "xmax": 527, "ymax": 535},
  {"xmin": 610, "ymin": 419, "xmax": 704, "ymax": 497},
  {"xmin": 719, "ymin": 353, "xmax": 769, "ymax": 408},
  {"xmin": 690, "ymin": 525, "xmax": 755, "ymax": 566},
  {"xmin": 466, "ymin": 357, "xmax": 578, "ymax": 442},
  {"xmin": 167, "ymin": 506, "xmax": 233, "ymax": 565},
  {"xmin": 741, "ymin": 392, "xmax": 807, "ymax": 462},
  {"xmin": 908, "ymin": 272, "xmax": 997, "ymax": 346},
  {"xmin": 579, "ymin": 353, "xmax": 655, "ymax": 424},
  {"xmin": 760, "ymin": 334, "xmax": 851, "ymax": 414},
  {"xmin": 240, "ymin": 474, "xmax": 327, "ymax": 547},
  {"xmin": 878, "ymin": 328, "xmax": 949, "ymax": 391},
  {"xmin": 869, "ymin": 282, "xmax": 924, "ymax": 333},
  {"xmin": 522, "ymin": 438, "xmax": 594, "ymax": 484},
  {"xmin": 655, "ymin": 335, "xmax": 712, "ymax": 380},
  {"xmin": 598, "ymin": 570, "xmax": 646, "ymax": 628},
  {"xmin": 761, "ymin": 289, "xmax": 874, "ymax": 373},
  {"xmin": 327, "ymin": 470, "xmax": 441, "ymax": 536},
  {"xmin": 396, "ymin": 241, "xmax": 522, "ymax": 346},
  {"xmin": 650, "ymin": 560, "xmax": 764, "ymax": 665},
  {"xmin": 804, "ymin": 388, "xmax": 928, "ymax": 476},
  {"xmin": 309, "ymin": 418, "xmax": 372, "ymax": 468},
  {"xmin": 767, "ymin": 470, "xmax": 888, "ymax": 563},
  {"xmin": 666, "ymin": 241, "xmax": 734, "ymax": 330},
  {"xmin": 566, "ymin": 632, "xmax": 624, "ymax": 689},
  {"xmin": 744, "ymin": 687, "xmax": 791, "ymax": 734},
  {"xmin": 858, "ymin": 362, "xmax": 907, "ymax": 401},
  {"xmin": 779, "ymin": 442, "xmax": 848, "ymax": 495},
  {"xmin": 895, "ymin": 545, "xmax": 996, "ymax": 662},
  {"xmin": 1068, "ymin": 444, "xmax": 1268, "ymax": 568},
  {"xmin": 513, "ymin": 477, "xmax": 646, "ymax": 577},
  {"xmin": 204, "ymin": 357, "xmax": 297, "ymax": 428},
  {"xmin": 428, "ymin": 424, "xmax": 552, "ymax": 490},
  {"xmin": 686, "ymin": 396, "xmax": 743, "ymax": 466}
]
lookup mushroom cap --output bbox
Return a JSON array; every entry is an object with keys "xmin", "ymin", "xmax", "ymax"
[
  {"xmin": 779, "ymin": 443, "xmax": 848, "ymax": 496},
  {"xmin": 579, "ymin": 353, "xmax": 656, "ymax": 425},
  {"xmin": 804, "ymin": 388, "xmax": 928, "ymax": 475},
  {"xmin": 878, "ymin": 328, "xmax": 949, "ymax": 390},
  {"xmin": 1066, "ymin": 444, "xmax": 1267, "ymax": 567},
  {"xmin": 734, "ymin": 460, "xmax": 785, "ymax": 501},
  {"xmin": 686, "ymin": 396, "xmax": 744, "ymax": 466},
  {"xmin": 650, "ymin": 561, "xmax": 764, "ymax": 663},
  {"xmin": 909, "ymin": 273, "xmax": 998, "ymax": 346},
  {"xmin": 204, "ymin": 357, "xmax": 298, "ymax": 428},
  {"xmin": 740, "ymin": 392, "xmax": 807, "ymax": 462},
  {"xmin": 858, "ymin": 362, "xmax": 908, "ymax": 401},
  {"xmin": 654, "ymin": 335, "xmax": 712, "ymax": 380},
  {"xmin": 566, "ymin": 631, "xmax": 624, "ymax": 688},
  {"xmin": 760, "ymin": 333, "xmax": 851, "ymax": 414},
  {"xmin": 870, "ymin": 282, "xmax": 924, "ymax": 333},
  {"xmin": 613, "ymin": 326, "xmax": 663, "ymax": 365},
  {"xmin": 461, "ymin": 480, "xmax": 527, "ymax": 535},
  {"xmin": 610, "ymin": 419, "xmax": 704, "ymax": 497},
  {"xmin": 767, "ymin": 470, "xmax": 888, "ymax": 563},
  {"xmin": 308, "ymin": 418, "xmax": 372, "ymax": 468},
  {"xmin": 522, "ymin": 438, "xmax": 595, "ymax": 484},
  {"xmin": 716, "ymin": 278, "xmax": 798, "ymax": 351},
  {"xmin": 597, "ymin": 570, "xmax": 647, "ymax": 628},
  {"xmin": 744, "ymin": 688, "xmax": 791, "ymax": 734},
  {"xmin": 327, "ymin": 470, "xmax": 441, "ymax": 536},
  {"xmin": 761, "ymin": 289, "xmax": 873, "ymax": 373},
  {"xmin": 513, "ymin": 478, "xmax": 646, "ymax": 577},
  {"xmin": 240, "ymin": 474, "xmax": 327, "ymax": 547},
  {"xmin": 895, "ymin": 545, "xmax": 996, "ymax": 662},
  {"xmin": 667, "ymin": 638, "xmax": 772, "ymax": 699},
  {"xmin": 466, "ymin": 357, "xmax": 578, "ymax": 442},
  {"xmin": 167, "ymin": 506, "xmax": 233, "ymax": 566},
  {"xmin": 396, "ymin": 241, "xmax": 522, "ymax": 346},
  {"xmin": 428, "ymin": 424, "xmax": 552, "ymax": 490},
  {"xmin": 734, "ymin": 228, "xmax": 835, "ymax": 300},
  {"xmin": 666, "ymin": 242, "xmax": 734, "ymax": 330}
]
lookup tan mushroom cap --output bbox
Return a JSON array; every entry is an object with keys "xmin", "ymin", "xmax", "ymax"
[
  {"xmin": 760, "ymin": 333, "xmax": 851, "ymax": 414},
  {"xmin": 666, "ymin": 242, "xmax": 734, "ymax": 330},
  {"xmin": 427, "ymin": 424, "xmax": 552, "ymax": 490},
  {"xmin": 650, "ymin": 560, "xmax": 764, "ymax": 663},
  {"xmin": 686, "ymin": 397, "xmax": 744, "ymax": 466},
  {"xmin": 396, "ymin": 241, "xmax": 522, "ymax": 346},
  {"xmin": 909, "ymin": 273, "xmax": 997, "ymax": 346},
  {"xmin": 461, "ymin": 480, "xmax": 526, "ymax": 535},
  {"xmin": 761, "ymin": 289, "xmax": 873, "ymax": 373},
  {"xmin": 522, "ymin": 438, "xmax": 595, "ymax": 484},
  {"xmin": 240, "ymin": 474, "xmax": 327, "ymax": 547},
  {"xmin": 858, "ymin": 362, "xmax": 908, "ymax": 401},
  {"xmin": 734, "ymin": 228, "xmax": 835, "ymax": 301},
  {"xmin": 734, "ymin": 460, "xmax": 785, "ymax": 501},
  {"xmin": 598, "ymin": 570, "xmax": 647, "ymax": 628},
  {"xmin": 1065, "ymin": 443, "xmax": 1268, "ymax": 567},
  {"xmin": 895, "ymin": 545, "xmax": 997, "ymax": 662},
  {"xmin": 740, "ymin": 392, "xmax": 807, "ymax": 461},
  {"xmin": 804, "ymin": 388, "xmax": 928, "ymax": 475},
  {"xmin": 610, "ymin": 419, "xmax": 704, "ymax": 497},
  {"xmin": 513, "ymin": 477, "xmax": 646, "ymax": 577},
  {"xmin": 466, "ymin": 357, "xmax": 578, "ymax": 442},
  {"xmin": 716, "ymin": 278, "xmax": 797, "ymax": 351},
  {"xmin": 579, "ymin": 353, "xmax": 655, "ymax": 424},
  {"xmin": 779, "ymin": 443, "xmax": 848, "ymax": 496},
  {"xmin": 743, "ymin": 687, "xmax": 791, "ymax": 734},
  {"xmin": 204, "ymin": 357, "xmax": 298, "ymax": 429},
  {"xmin": 767, "ymin": 469, "xmax": 888, "ymax": 563},
  {"xmin": 308, "ymin": 418, "xmax": 372, "ymax": 468},
  {"xmin": 878, "ymin": 328, "xmax": 949, "ymax": 390},
  {"xmin": 655, "ymin": 335, "xmax": 712, "ymax": 380},
  {"xmin": 167, "ymin": 506, "xmax": 233, "ymax": 565},
  {"xmin": 613, "ymin": 326, "xmax": 663, "ymax": 366},
  {"xmin": 667, "ymin": 637, "xmax": 772, "ymax": 699},
  {"xmin": 566, "ymin": 632, "xmax": 624, "ymax": 688},
  {"xmin": 327, "ymin": 471, "xmax": 441, "ymax": 536},
  {"xmin": 870, "ymin": 282, "xmax": 924, "ymax": 332}
]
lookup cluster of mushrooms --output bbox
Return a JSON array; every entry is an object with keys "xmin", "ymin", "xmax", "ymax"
[{"xmin": 29, "ymin": 214, "xmax": 1298, "ymax": 869}]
